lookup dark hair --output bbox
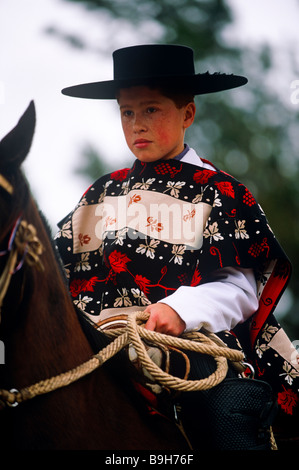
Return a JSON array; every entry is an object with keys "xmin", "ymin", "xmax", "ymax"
[
  {"xmin": 157, "ymin": 85, "xmax": 195, "ymax": 109},
  {"xmin": 116, "ymin": 80, "xmax": 195, "ymax": 109}
]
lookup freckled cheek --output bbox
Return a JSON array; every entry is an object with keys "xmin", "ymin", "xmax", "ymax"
[
  {"xmin": 154, "ymin": 122, "xmax": 173, "ymax": 145},
  {"xmin": 122, "ymin": 122, "xmax": 133, "ymax": 146}
]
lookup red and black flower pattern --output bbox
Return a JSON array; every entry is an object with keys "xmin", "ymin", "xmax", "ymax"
[{"xmin": 55, "ymin": 156, "xmax": 297, "ymax": 425}]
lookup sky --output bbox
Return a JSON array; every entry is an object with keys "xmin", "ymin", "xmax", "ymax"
[{"xmin": 1, "ymin": 0, "xmax": 299, "ymax": 231}]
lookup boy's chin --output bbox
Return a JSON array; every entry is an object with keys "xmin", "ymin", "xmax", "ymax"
[
  {"xmin": 134, "ymin": 154, "xmax": 161, "ymax": 163},
  {"xmin": 133, "ymin": 152, "xmax": 172, "ymax": 163}
]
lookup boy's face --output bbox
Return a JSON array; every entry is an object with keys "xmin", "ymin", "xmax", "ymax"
[{"xmin": 118, "ymin": 86, "xmax": 195, "ymax": 163}]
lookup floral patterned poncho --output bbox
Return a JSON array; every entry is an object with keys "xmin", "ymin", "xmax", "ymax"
[{"xmin": 55, "ymin": 156, "xmax": 298, "ymax": 429}]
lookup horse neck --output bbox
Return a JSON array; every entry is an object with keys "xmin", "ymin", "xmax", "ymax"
[{"xmin": 4, "ymin": 199, "xmax": 94, "ymax": 388}]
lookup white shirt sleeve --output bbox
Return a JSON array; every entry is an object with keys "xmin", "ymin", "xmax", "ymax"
[{"xmin": 158, "ymin": 267, "xmax": 258, "ymax": 333}]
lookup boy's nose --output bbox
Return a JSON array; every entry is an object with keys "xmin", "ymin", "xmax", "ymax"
[{"xmin": 133, "ymin": 113, "xmax": 147, "ymax": 133}]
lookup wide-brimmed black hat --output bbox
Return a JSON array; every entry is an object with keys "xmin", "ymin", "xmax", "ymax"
[{"xmin": 61, "ymin": 44, "xmax": 247, "ymax": 99}]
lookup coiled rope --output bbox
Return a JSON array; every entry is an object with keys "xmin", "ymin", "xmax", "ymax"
[{"xmin": 0, "ymin": 311, "xmax": 245, "ymax": 408}]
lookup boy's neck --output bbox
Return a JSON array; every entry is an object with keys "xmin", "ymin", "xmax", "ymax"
[{"xmin": 173, "ymin": 144, "xmax": 190, "ymax": 161}]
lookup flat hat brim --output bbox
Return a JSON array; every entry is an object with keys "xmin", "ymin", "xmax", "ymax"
[{"xmin": 61, "ymin": 72, "xmax": 248, "ymax": 99}]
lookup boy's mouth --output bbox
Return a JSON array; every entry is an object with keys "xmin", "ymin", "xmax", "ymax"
[{"xmin": 134, "ymin": 139, "xmax": 152, "ymax": 148}]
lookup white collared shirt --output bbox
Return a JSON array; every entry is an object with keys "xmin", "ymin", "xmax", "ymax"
[{"xmin": 158, "ymin": 147, "xmax": 259, "ymax": 333}]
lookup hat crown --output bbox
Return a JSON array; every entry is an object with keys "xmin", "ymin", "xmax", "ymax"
[
  {"xmin": 61, "ymin": 44, "xmax": 248, "ymax": 99},
  {"xmin": 113, "ymin": 45, "xmax": 195, "ymax": 81}
]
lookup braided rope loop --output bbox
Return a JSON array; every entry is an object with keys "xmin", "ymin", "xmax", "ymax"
[{"xmin": 0, "ymin": 311, "xmax": 245, "ymax": 406}]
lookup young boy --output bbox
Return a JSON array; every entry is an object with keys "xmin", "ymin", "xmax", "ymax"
[{"xmin": 56, "ymin": 45, "xmax": 298, "ymax": 449}]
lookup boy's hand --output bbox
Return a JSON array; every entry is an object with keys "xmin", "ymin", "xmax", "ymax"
[{"xmin": 144, "ymin": 303, "xmax": 186, "ymax": 337}]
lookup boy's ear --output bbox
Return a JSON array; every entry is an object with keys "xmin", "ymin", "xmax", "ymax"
[{"xmin": 183, "ymin": 102, "xmax": 196, "ymax": 129}]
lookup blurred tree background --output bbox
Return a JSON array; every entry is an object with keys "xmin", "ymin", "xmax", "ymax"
[{"xmin": 52, "ymin": 0, "xmax": 299, "ymax": 338}]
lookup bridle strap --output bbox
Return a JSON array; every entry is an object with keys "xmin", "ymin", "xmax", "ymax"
[
  {"xmin": 0, "ymin": 218, "xmax": 44, "ymax": 315},
  {"xmin": 0, "ymin": 217, "xmax": 23, "ymax": 316},
  {"xmin": 0, "ymin": 174, "xmax": 14, "ymax": 195},
  {"xmin": 0, "ymin": 249, "xmax": 19, "ymax": 315}
]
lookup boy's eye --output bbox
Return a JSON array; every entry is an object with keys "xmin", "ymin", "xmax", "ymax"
[
  {"xmin": 147, "ymin": 107, "xmax": 157, "ymax": 114},
  {"xmin": 123, "ymin": 110, "xmax": 133, "ymax": 117}
]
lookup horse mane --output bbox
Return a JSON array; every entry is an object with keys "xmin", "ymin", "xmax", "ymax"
[{"xmin": 38, "ymin": 209, "xmax": 70, "ymax": 288}]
